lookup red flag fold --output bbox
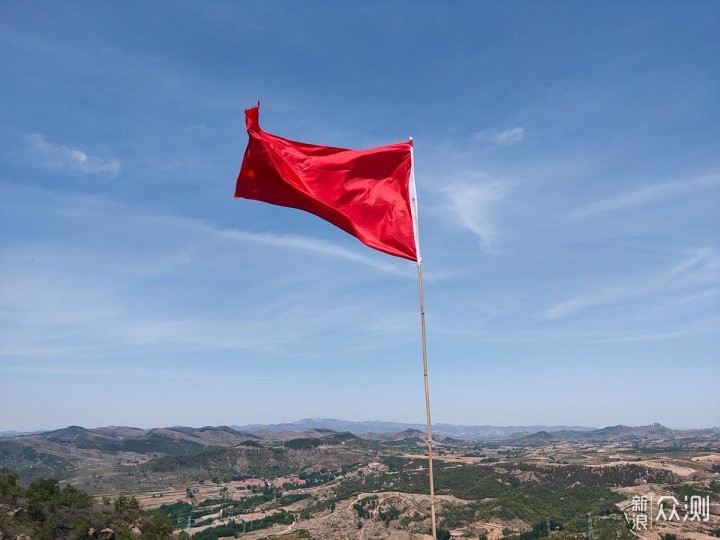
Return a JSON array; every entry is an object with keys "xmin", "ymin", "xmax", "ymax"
[{"xmin": 234, "ymin": 105, "xmax": 419, "ymax": 262}]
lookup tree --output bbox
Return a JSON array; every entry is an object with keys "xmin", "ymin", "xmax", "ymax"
[
  {"xmin": 140, "ymin": 513, "xmax": 174, "ymax": 539},
  {"xmin": 0, "ymin": 467, "xmax": 21, "ymax": 503},
  {"xmin": 115, "ymin": 495, "xmax": 140, "ymax": 513}
]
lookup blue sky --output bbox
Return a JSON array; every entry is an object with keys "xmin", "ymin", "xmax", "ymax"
[{"xmin": 1, "ymin": 2, "xmax": 718, "ymax": 431}]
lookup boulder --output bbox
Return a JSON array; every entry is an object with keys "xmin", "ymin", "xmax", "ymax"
[
  {"xmin": 130, "ymin": 525, "xmax": 142, "ymax": 536},
  {"xmin": 98, "ymin": 529, "xmax": 115, "ymax": 539}
]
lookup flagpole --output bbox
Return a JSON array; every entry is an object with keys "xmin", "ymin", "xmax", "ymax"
[
  {"xmin": 417, "ymin": 262, "xmax": 438, "ymax": 540},
  {"xmin": 408, "ymin": 139, "xmax": 437, "ymax": 540}
]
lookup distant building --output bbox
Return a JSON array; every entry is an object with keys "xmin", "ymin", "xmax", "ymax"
[{"xmin": 228, "ymin": 478, "xmax": 266, "ymax": 490}]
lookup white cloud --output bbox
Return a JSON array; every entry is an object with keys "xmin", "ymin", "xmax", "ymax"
[
  {"xmin": 584, "ymin": 318, "xmax": 720, "ymax": 344},
  {"xmin": 0, "ymin": 363, "xmax": 301, "ymax": 383},
  {"xmin": 0, "ymin": 190, "xmax": 417, "ymax": 361},
  {"xmin": 26, "ymin": 134, "xmax": 121, "ymax": 176},
  {"xmin": 20, "ymin": 191, "xmax": 409, "ymax": 276},
  {"xmin": 473, "ymin": 127, "xmax": 526, "ymax": 145},
  {"xmin": 571, "ymin": 173, "xmax": 720, "ymax": 217},
  {"xmin": 215, "ymin": 228, "xmax": 405, "ymax": 275},
  {"xmin": 443, "ymin": 180, "xmax": 507, "ymax": 253},
  {"xmin": 495, "ymin": 127, "xmax": 526, "ymax": 144},
  {"xmin": 544, "ymin": 248, "xmax": 720, "ymax": 319},
  {"xmin": 669, "ymin": 247, "xmax": 720, "ymax": 279}
]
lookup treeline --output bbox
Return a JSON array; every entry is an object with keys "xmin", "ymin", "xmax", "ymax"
[
  {"xmin": 191, "ymin": 509, "xmax": 294, "ymax": 540},
  {"xmin": 154, "ymin": 487, "xmax": 310, "ymax": 532},
  {"xmin": 0, "ymin": 468, "xmax": 174, "ymax": 540}
]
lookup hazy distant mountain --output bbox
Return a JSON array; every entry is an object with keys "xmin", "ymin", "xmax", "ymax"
[
  {"xmin": 232, "ymin": 419, "xmax": 720, "ymax": 442},
  {"xmin": 0, "ymin": 430, "xmax": 46, "ymax": 437},
  {"xmin": 509, "ymin": 423, "xmax": 720, "ymax": 445},
  {"xmin": 231, "ymin": 418, "xmax": 597, "ymax": 439},
  {"xmin": 4, "ymin": 419, "xmax": 717, "ymax": 443}
]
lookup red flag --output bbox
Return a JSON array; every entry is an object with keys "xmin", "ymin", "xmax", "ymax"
[{"xmin": 235, "ymin": 105, "xmax": 419, "ymax": 262}]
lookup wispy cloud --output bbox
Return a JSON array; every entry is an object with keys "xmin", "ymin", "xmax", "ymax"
[
  {"xmin": 571, "ymin": 173, "xmax": 720, "ymax": 217},
  {"xmin": 442, "ymin": 180, "xmax": 508, "ymax": 253},
  {"xmin": 583, "ymin": 318, "xmax": 720, "ymax": 344},
  {"xmin": 544, "ymin": 248, "xmax": 720, "ymax": 319},
  {"xmin": 215, "ymin": 228, "xmax": 405, "ymax": 275},
  {"xmin": 0, "ymin": 189, "xmax": 416, "ymax": 361},
  {"xmin": 31, "ymin": 191, "xmax": 409, "ymax": 276},
  {"xmin": 26, "ymin": 134, "xmax": 121, "ymax": 176},
  {"xmin": 473, "ymin": 127, "xmax": 526, "ymax": 145}
]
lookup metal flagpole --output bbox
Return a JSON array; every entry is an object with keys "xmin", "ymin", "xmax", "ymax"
[{"xmin": 409, "ymin": 139, "xmax": 437, "ymax": 540}]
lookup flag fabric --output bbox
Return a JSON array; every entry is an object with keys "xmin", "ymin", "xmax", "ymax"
[{"xmin": 235, "ymin": 105, "xmax": 419, "ymax": 262}]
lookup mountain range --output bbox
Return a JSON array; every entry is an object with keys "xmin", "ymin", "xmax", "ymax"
[
  {"xmin": 230, "ymin": 418, "xmax": 598, "ymax": 439},
  {"xmin": 3, "ymin": 418, "xmax": 719, "ymax": 440}
]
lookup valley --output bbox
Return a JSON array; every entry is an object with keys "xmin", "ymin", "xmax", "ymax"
[{"xmin": 1, "ymin": 421, "xmax": 718, "ymax": 539}]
